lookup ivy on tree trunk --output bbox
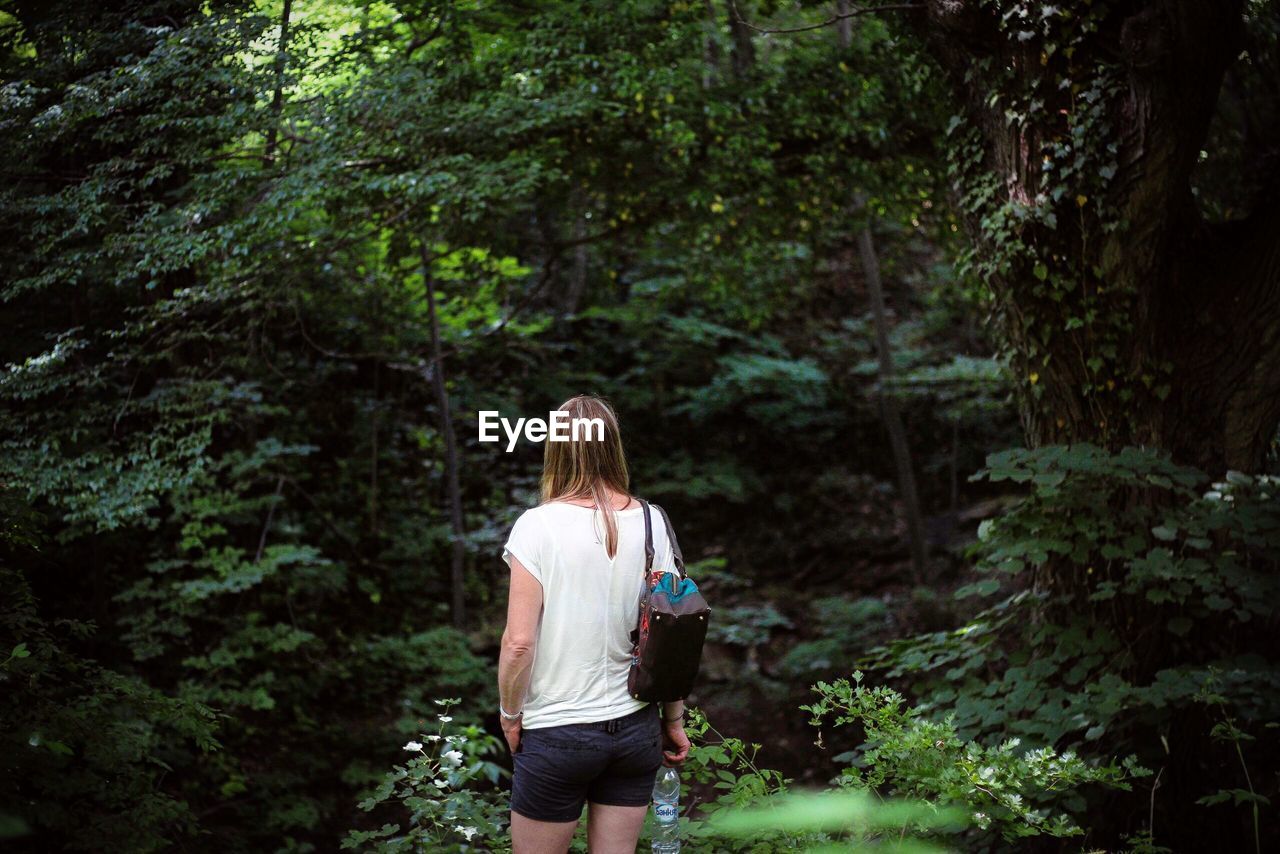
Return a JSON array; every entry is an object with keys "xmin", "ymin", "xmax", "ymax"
[{"xmin": 916, "ymin": 0, "xmax": 1280, "ymax": 473}]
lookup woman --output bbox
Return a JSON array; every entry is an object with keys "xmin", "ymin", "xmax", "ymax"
[{"xmin": 498, "ymin": 394, "xmax": 692, "ymax": 854}]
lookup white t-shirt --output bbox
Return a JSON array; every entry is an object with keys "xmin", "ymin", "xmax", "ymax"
[{"xmin": 502, "ymin": 500, "xmax": 677, "ymax": 729}]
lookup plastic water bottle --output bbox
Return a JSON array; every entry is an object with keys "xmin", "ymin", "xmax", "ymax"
[{"xmin": 651, "ymin": 765, "xmax": 681, "ymax": 853}]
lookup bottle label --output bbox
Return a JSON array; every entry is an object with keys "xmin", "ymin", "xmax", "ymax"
[{"xmin": 654, "ymin": 803, "xmax": 678, "ymax": 823}]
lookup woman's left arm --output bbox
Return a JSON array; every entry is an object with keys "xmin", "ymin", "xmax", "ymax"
[{"xmin": 497, "ymin": 555, "xmax": 542, "ymax": 751}]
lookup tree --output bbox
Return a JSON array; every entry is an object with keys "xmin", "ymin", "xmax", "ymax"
[{"xmin": 912, "ymin": 0, "xmax": 1280, "ymax": 474}]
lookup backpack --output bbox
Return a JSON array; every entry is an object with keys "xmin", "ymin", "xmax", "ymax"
[{"xmin": 628, "ymin": 499, "xmax": 711, "ymax": 702}]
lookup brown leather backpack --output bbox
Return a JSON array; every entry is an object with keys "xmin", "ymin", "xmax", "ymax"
[{"xmin": 627, "ymin": 499, "xmax": 711, "ymax": 702}]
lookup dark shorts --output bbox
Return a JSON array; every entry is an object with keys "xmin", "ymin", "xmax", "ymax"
[{"xmin": 510, "ymin": 704, "xmax": 663, "ymax": 823}]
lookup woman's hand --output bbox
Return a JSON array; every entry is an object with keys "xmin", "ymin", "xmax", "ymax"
[
  {"xmin": 660, "ymin": 719, "xmax": 690, "ymax": 765},
  {"xmin": 502, "ymin": 715, "xmax": 523, "ymax": 754}
]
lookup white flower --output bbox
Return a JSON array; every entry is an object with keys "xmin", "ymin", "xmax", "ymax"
[
  {"xmin": 455, "ymin": 825, "xmax": 478, "ymax": 841},
  {"xmin": 438, "ymin": 715, "xmax": 453, "ymax": 723},
  {"xmin": 426, "ymin": 734, "xmax": 443, "ymax": 742},
  {"xmin": 442, "ymin": 749, "xmax": 464, "ymax": 767},
  {"xmin": 403, "ymin": 741, "xmax": 423, "ymax": 752}
]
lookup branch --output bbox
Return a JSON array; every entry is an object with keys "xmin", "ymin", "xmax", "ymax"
[
  {"xmin": 405, "ymin": 10, "xmax": 447, "ymax": 57},
  {"xmin": 727, "ymin": 0, "xmax": 920, "ymax": 35}
]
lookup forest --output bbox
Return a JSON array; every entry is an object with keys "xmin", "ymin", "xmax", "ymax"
[{"xmin": 1, "ymin": 0, "xmax": 1278, "ymax": 851}]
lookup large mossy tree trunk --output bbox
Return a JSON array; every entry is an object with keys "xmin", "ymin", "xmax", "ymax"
[
  {"xmin": 917, "ymin": 0, "xmax": 1279, "ymax": 475},
  {"xmin": 910, "ymin": 7, "xmax": 1280, "ymax": 845}
]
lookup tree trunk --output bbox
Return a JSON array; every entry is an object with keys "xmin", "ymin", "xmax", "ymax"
[
  {"xmin": 702, "ymin": 0, "xmax": 721, "ymax": 88},
  {"xmin": 421, "ymin": 242, "xmax": 467, "ymax": 629},
  {"xmin": 724, "ymin": 0, "xmax": 756, "ymax": 77},
  {"xmin": 263, "ymin": 0, "xmax": 293, "ymax": 166},
  {"xmin": 917, "ymin": 0, "xmax": 1280, "ymax": 474},
  {"xmin": 854, "ymin": 230, "xmax": 929, "ymax": 584},
  {"xmin": 912, "ymin": 11, "xmax": 1279, "ymax": 845},
  {"xmin": 562, "ymin": 189, "xmax": 589, "ymax": 315},
  {"xmin": 836, "ymin": 0, "xmax": 853, "ymax": 49},
  {"xmin": 839, "ymin": 8, "xmax": 929, "ymax": 582}
]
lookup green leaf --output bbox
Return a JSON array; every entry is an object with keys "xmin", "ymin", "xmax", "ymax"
[
  {"xmin": 955, "ymin": 579, "xmax": 1001, "ymax": 599},
  {"xmin": 43, "ymin": 739, "xmax": 74, "ymax": 756},
  {"xmin": 705, "ymin": 789, "xmax": 963, "ymax": 837}
]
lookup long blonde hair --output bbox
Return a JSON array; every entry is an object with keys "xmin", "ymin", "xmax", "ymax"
[{"xmin": 540, "ymin": 394, "xmax": 631, "ymax": 558}]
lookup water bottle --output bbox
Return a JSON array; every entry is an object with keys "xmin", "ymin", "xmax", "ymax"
[{"xmin": 651, "ymin": 764, "xmax": 681, "ymax": 853}]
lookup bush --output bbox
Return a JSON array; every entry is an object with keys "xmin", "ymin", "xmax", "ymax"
[
  {"xmin": 865, "ymin": 445, "xmax": 1280, "ymax": 847},
  {"xmin": 802, "ymin": 672, "xmax": 1146, "ymax": 844},
  {"xmin": 342, "ymin": 699, "xmax": 509, "ymax": 852},
  {"xmin": 778, "ymin": 596, "xmax": 892, "ymax": 679},
  {"xmin": 349, "ymin": 686, "xmax": 1139, "ymax": 853}
]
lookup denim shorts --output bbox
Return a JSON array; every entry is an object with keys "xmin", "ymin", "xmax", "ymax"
[{"xmin": 510, "ymin": 704, "xmax": 663, "ymax": 822}]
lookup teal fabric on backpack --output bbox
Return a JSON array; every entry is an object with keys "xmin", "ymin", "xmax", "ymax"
[{"xmin": 655, "ymin": 572, "xmax": 699, "ymax": 603}]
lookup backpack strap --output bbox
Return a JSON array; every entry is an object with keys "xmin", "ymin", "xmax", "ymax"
[
  {"xmin": 649, "ymin": 502, "xmax": 685, "ymax": 578},
  {"xmin": 632, "ymin": 498, "xmax": 656, "ymax": 648},
  {"xmin": 630, "ymin": 498, "xmax": 688, "ymax": 647},
  {"xmin": 640, "ymin": 496, "xmax": 654, "ymax": 572}
]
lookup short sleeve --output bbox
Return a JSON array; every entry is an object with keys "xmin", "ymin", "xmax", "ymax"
[
  {"xmin": 502, "ymin": 509, "xmax": 544, "ymax": 585},
  {"xmin": 654, "ymin": 516, "xmax": 678, "ymax": 575}
]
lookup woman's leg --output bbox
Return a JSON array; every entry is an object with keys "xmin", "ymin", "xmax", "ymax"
[
  {"xmin": 510, "ymin": 810, "xmax": 579, "ymax": 853},
  {"xmin": 585, "ymin": 802, "xmax": 648, "ymax": 854}
]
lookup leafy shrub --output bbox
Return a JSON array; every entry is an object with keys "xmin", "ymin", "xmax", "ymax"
[
  {"xmin": 1, "ymin": 568, "xmax": 219, "ymax": 852},
  {"xmin": 349, "ymin": 691, "xmax": 1135, "ymax": 853},
  {"xmin": 677, "ymin": 706, "xmax": 806, "ymax": 851},
  {"xmin": 345, "ymin": 700, "xmax": 820, "ymax": 852},
  {"xmin": 778, "ymin": 596, "xmax": 891, "ymax": 679},
  {"xmin": 343, "ymin": 699, "xmax": 509, "ymax": 852},
  {"xmin": 802, "ymin": 672, "xmax": 1146, "ymax": 843},
  {"xmin": 708, "ymin": 604, "xmax": 794, "ymax": 649},
  {"xmin": 866, "ymin": 444, "xmax": 1280, "ymax": 845}
]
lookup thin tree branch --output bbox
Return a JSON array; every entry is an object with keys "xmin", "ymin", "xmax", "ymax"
[
  {"xmin": 728, "ymin": 0, "xmax": 919, "ymax": 35},
  {"xmin": 255, "ymin": 475, "xmax": 286, "ymax": 563},
  {"xmin": 420, "ymin": 237, "xmax": 468, "ymax": 630}
]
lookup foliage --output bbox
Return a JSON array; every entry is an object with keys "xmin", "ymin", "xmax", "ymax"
[
  {"xmin": 348, "ymin": 691, "xmax": 1148, "ymax": 853},
  {"xmin": 1, "ymin": 567, "xmax": 220, "ymax": 852},
  {"xmin": 2, "ymin": 0, "xmax": 1273, "ymax": 850},
  {"xmin": 708, "ymin": 603, "xmax": 794, "ymax": 650},
  {"xmin": 940, "ymin": 0, "xmax": 1153, "ymax": 441},
  {"xmin": 778, "ymin": 596, "xmax": 891, "ymax": 680},
  {"xmin": 1193, "ymin": 671, "xmax": 1272, "ymax": 854},
  {"xmin": 342, "ymin": 699, "xmax": 509, "ymax": 852},
  {"xmin": 803, "ymin": 672, "xmax": 1146, "ymax": 843},
  {"xmin": 704, "ymin": 789, "xmax": 961, "ymax": 853},
  {"xmin": 343, "ymin": 702, "xmax": 806, "ymax": 853},
  {"xmin": 867, "ymin": 445, "xmax": 1280, "ymax": 846}
]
